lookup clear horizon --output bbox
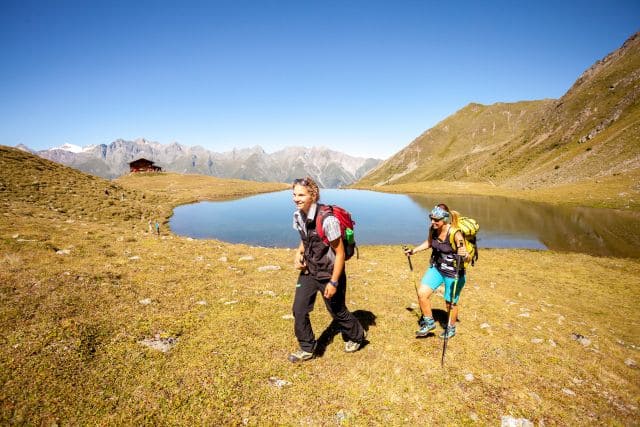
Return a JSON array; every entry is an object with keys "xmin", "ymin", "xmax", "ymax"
[{"xmin": 1, "ymin": 0, "xmax": 638, "ymax": 159}]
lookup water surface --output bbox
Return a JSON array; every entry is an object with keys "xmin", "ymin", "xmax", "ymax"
[{"xmin": 170, "ymin": 189, "xmax": 640, "ymax": 258}]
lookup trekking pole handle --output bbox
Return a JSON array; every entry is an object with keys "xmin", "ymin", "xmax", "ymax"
[
  {"xmin": 454, "ymin": 254, "xmax": 463, "ymax": 277},
  {"xmin": 402, "ymin": 245, "xmax": 413, "ymax": 271}
]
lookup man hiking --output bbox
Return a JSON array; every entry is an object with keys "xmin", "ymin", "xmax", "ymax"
[
  {"xmin": 404, "ymin": 204, "xmax": 469, "ymax": 339},
  {"xmin": 288, "ymin": 176, "xmax": 366, "ymax": 362}
]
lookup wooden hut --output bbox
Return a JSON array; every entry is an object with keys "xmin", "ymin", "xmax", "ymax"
[{"xmin": 129, "ymin": 158, "xmax": 162, "ymax": 173}]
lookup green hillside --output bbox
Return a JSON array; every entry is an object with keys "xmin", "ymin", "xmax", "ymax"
[{"xmin": 357, "ymin": 32, "xmax": 640, "ymax": 202}]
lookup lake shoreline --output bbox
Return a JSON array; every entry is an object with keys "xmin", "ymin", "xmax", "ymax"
[{"xmin": 351, "ymin": 178, "xmax": 640, "ymax": 212}]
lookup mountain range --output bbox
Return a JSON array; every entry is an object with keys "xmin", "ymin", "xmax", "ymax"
[
  {"xmin": 20, "ymin": 141, "xmax": 381, "ymax": 188},
  {"xmin": 357, "ymin": 32, "xmax": 640, "ymax": 190}
]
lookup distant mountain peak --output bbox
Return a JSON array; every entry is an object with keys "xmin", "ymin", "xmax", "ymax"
[
  {"xmin": 52, "ymin": 143, "xmax": 84, "ymax": 153},
  {"xmin": 15, "ymin": 144, "xmax": 33, "ymax": 153}
]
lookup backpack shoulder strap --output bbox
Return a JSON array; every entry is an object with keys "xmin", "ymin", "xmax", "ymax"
[
  {"xmin": 315, "ymin": 204, "xmax": 332, "ymax": 242},
  {"xmin": 448, "ymin": 226, "xmax": 462, "ymax": 248}
]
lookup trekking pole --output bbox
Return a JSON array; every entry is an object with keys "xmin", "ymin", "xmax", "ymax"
[
  {"xmin": 402, "ymin": 245, "xmax": 423, "ymax": 318},
  {"xmin": 441, "ymin": 254, "xmax": 463, "ymax": 367}
]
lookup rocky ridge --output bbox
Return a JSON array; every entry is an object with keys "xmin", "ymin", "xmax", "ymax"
[{"xmin": 33, "ymin": 140, "xmax": 381, "ymax": 188}]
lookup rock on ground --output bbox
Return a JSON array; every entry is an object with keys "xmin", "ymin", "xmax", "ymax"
[{"xmin": 501, "ymin": 416, "xmax": 534, "ymax": 427}]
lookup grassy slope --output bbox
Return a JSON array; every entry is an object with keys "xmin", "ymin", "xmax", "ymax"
[
  {"xmin": 356, "ymin": 33, "xmax": 640, "ymax": 209},
  {"xmin": 1, "ymin": 146, "xmax": 639, "ymax": 425}
]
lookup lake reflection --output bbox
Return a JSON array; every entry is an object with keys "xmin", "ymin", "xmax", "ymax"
[{"xmin": 169, "ymin": 189, "xmax": 640, "ymax": 258}]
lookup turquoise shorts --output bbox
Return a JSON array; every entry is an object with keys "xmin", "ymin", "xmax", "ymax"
[{"xmin": 421, "ymin": 266, "xmax": 466, "ymax": 304}]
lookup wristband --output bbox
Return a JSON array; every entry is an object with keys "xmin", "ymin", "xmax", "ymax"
[{"xmin": 328, "ymin": 280, "xmax": 338, "ymax": 287}]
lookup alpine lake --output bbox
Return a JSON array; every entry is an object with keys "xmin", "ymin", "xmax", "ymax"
[{"xmin": 169, "ymin": 189, "xmax": 640, "ymax": 259}]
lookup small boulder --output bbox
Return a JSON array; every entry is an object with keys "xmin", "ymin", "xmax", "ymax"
[
  {"xmin": 268, "ymin": 377, "xmax": 291, "ymax": 388},
  {"xmin": 259, "ymin": 290, "xmax": 276, "ymax": 297},
  {"xmin": 138, "ymin": 336, "xmax": 178, "ymax": 353},
  {"xmin": 336, "ymin": 410, "xmax": 349, "ymax": 424},
  {"xmin": 571, "ymin": 333, "xmax": 591, "ymax": 347},
  {"xmin": 501, "ymin": 416, "xmax": 534, "ymax": 427}
]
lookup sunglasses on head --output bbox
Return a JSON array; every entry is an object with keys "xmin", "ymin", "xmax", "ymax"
[{"xmin": 293, "ymin": 178, "xmax": 310, "ymax": 186}]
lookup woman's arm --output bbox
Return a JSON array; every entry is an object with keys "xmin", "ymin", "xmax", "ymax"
[
  {"xmin": 405, "ymin": 231, "xmax": 433, "ymax": 255},
  {"xmin": 454, "ymin": 230, "xmax": 469, "ymax": 261},
  {"xmin": 324, "ymin": 237, "xmax": 344, "ymax": 299},
  {"xmin": 294, "ymin": 241, "xmax": 306, "ymax": 270}
]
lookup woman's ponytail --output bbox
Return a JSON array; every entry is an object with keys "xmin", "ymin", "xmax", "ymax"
[{"xmin": 449, "ymin": 210, "xmax": 460, "ymax": 228}]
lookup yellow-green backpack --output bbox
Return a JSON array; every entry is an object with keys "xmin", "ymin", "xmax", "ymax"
[{"xmin": 449, "ymin": 217, "xmax": 479, "ymax": 267}]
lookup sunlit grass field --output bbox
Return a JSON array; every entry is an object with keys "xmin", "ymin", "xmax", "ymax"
[{"xmin": 1, "ymin": 146, "xmax": 638, "ymax": 425}]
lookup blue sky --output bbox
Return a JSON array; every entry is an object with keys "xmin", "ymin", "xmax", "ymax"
[{"xmin": 1, "ymin": 1, "xmax": 638, "ymax": 159}]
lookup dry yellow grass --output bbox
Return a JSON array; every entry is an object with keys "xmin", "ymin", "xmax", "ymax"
[
  {"xmin": 1, "ymin": 146, "xmax": 639, "ymax": 425},
  {"xmin": 115, "ymin": 172, "xmax": 289, "ymax": 206}
]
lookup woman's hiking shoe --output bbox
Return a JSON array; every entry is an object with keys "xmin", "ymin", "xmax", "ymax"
[
  {"xmin": 439, "ymin": 325, "xmax": 456, "ymax": 339},
  {"xmin": 344, "ymin": 330, "xmax": 367, "ymax": 353},
  {"xmin": 416, "ymin": 316, "xmax": 436, "ymax": 337},
  {"xmin": 288, "ymin": 348, "xmax": 314, "ymax": 363}
]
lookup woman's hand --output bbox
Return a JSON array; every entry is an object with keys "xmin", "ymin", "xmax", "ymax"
[
  {"xmin": 324, "ymin": 281, "xmax": 337, "ymax": 299},
  {"xmin": 457, "ymin": 245, "xmax": 469, "ymax": 262},
  {"xmin": 294, "ymin": 252, "xmax": 306, "ymax": 270}
]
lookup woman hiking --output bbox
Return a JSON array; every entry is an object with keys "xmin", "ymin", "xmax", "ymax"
[
  {"xmin": 404, "ymin": 204, "xmax": 469, "ymax": 339},
  {"xmin": 288, "ymin": 176, "xmax": 366, "ymax": 363}
]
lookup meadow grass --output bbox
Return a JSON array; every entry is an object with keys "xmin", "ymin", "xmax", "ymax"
[{"xmin": 1, "ymin": 146, "xmax": 639, "ymax": 425}]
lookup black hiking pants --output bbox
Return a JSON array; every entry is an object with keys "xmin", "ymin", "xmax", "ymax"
[{"xmin": 292, "ymin": 272, "xmax": 364, "ymax": 353}]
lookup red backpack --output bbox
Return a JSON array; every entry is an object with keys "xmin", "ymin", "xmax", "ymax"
[{"xmin": 315, "ymin": 204, "xmax": 358, "ymax": 260}]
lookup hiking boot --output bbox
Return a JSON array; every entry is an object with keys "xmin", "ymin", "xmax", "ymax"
[
  {"xmin": 287, "ymin": 348, "xmax": 314, "ymax": 363},
  {"xmin": 416, "ymin": 316, "xmax": 436, "ymax": 337},
  {"xmin": 439, "ymin": 325, "xmax": 456, "ymax": 339},
  {"xmin": 345, "ymin": 330, "xmax": 367, "ymax": 353}
]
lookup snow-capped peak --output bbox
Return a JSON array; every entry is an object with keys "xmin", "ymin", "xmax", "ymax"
[{"xmin": 53, "ymin": 143, "xmax": 84, "ymax": 153}]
